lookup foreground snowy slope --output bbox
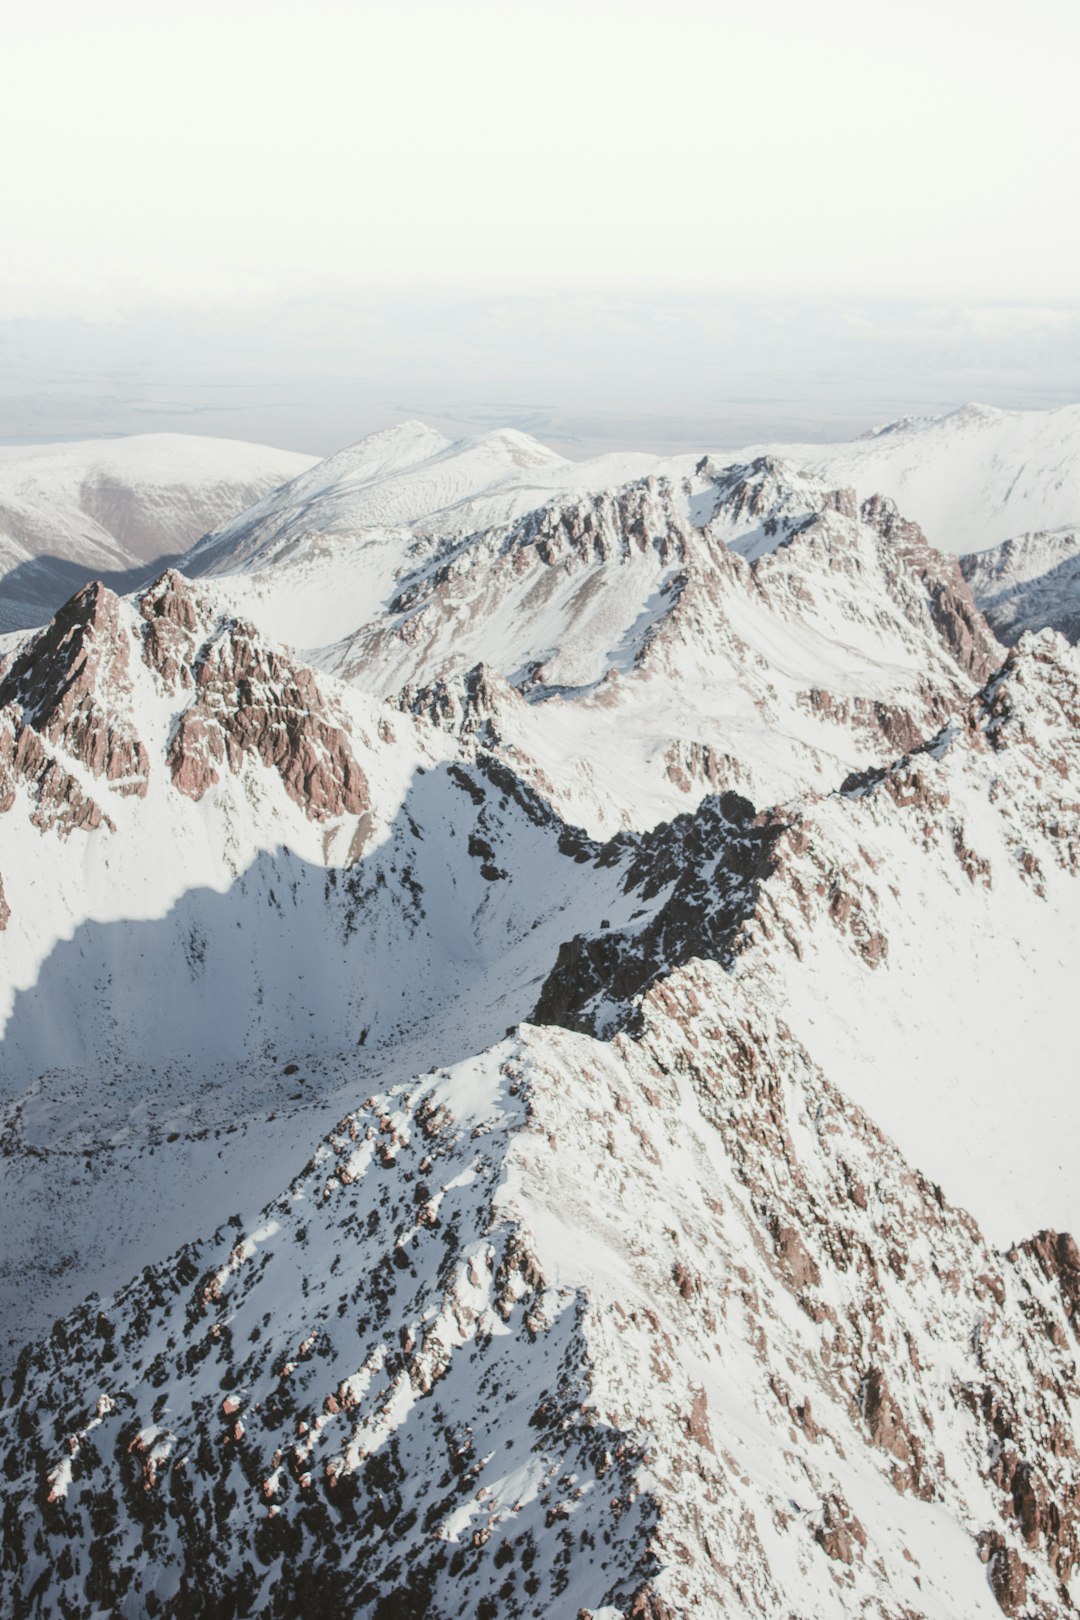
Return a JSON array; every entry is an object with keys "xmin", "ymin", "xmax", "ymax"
[
  {"xmin": 8, "ymin": 976, "xmax": 1080, "ymax": 1619},
  {"xmin": 0, "ymin": 434, "xmax": 316, "ymax": 631},
  {"xmin": 3, "ymin": 629, "xmax": 1080, "ymax": 1617}
]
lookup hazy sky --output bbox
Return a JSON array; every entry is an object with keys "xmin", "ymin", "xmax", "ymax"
[{"xmin": 2, "ymin": 0, "xmax": 1079, "ymax": 451}]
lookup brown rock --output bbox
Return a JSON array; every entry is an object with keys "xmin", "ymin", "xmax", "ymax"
[
  {"xmin": 774, "ymin": 1224, "xmax": 820, "ymax": 1291},
  {"xmin": 167, "ymin": 619, "xmax": 369, "ymax": 820},
  {"xmin": 863, "ymin": 1368, "xmax": 914, "ymax": 1469},
  {"xmin": 814, "ymin": 1492, "xmax": 867, "ymax": 1565},
  {"xmin": 986, "ymin": 1538, "xmax": 1029, "ymax": 1616},
  {"xmin": 687, "ymin": 1387, "xmax": 714, "ymax": 1452},
  {"xmin": 0, "ymin": 580, "xmax": 149, "ymax": 799},
  {"xmin": 139, "ymin": 569, "xmax": 213, "ymax": 691}
]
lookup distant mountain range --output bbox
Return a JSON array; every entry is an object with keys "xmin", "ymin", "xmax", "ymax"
[{"xmin": 0, "ymin": 433, "xmax": 316, "ymax": 632}]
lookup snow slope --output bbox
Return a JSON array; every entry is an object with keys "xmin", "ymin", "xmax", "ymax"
[
  {"xmin": 962, "ymin": 526, "xmax": 1080, "ymax": 645},
  {"xmin": 756, "ymin": 402, "xmax": 1080, "ymax": 556},
  {"xmin": 3, "ymin": 416, "xmax": 1080, "ymax": 1617},
  {"xmin": 0, "ymin": 433, "xmax": 316, "ymax": 632}
]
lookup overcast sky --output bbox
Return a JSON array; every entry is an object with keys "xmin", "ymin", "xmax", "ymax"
[{"xmin": 2, "ymin": 0, "xmax": 1079, "ymax": 451}]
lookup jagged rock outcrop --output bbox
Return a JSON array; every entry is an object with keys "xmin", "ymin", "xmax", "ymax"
[
  {"xmin": 0, "ymin": 580, "xmax": 158, "ymax": 844},
  {"xmin": 168, "ymin": 617, "xmax": 369, "ymax": 819},
  {"xmin": 0, "ymin": 708, "xmax": 114, "ymax": 837},
  {"xmin": 534, "ymin": 791, "xmax": 783, "ymax": 1034},
  {"xmin": 0, "ymin": 580, "xmax": 149, "ymax": 795},
  {"xmin": 860, "ymin": 493, "xmax": 1002, "ymax": 682},
  {"xmin": 139, "ymin": 566, "xmax": 217, "ymax": 691},
  {"xmin": 698, "ymin": 455, "xmax": 859, "ymax": 561},
  {"xmin": 397, "ymin": 662, "xmax": 516, "ymax": 743}
]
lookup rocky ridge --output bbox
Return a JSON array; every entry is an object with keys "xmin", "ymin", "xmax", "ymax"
[
  {"xmin": 5, "ymin": 863, "xmax": 1080, "ymax": 1616},
  {"xmin": 198, "ymin": 448, "xmax": 1004, "ymax": 836},
  {"xmin": 3, "ymin": 430, "xmax": 1080, "ymax": 1618}
]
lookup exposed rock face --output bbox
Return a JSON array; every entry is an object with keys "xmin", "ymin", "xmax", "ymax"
[
  {"xmin": 0, "ymin": 580, "xmax": 149, "ymax": 795},
  {"xmin": 698, "ymin": 455, "xmax": 858, "ymax": 558},
  {"xmin": 986, "ymin": 1538, "xmax": 1031, "ymax": 1617},
  {"xmin": 0, "ymin": 710, "xmax": 113, "ymax": 836},
  {"xmin": 139, "ymin": 567, "xmax": 372, "ymax": 819},
  {"xmin": 814, "ymin": 1492, "xmax": 867, "ymax": 1566},
  {"xmin": 509, "ymin": 479, "xmax": 687, "ymax": 572},
  {"xmin": 139, "ymin": 566, "xmax": 217, "ymax": 692},
  {"xmin": 534, "ymin": 791, "xmax": 783, "ymax": 1034},
  {"xmin": 0, "ymin": 572, "xmax": 377, "ymax": 896},
  {"xmin": 397, "ymin": 661, "xmax": 515, "ymax": 744},
  {"xmin": 661, "ymin": 739, "xmax": 749, "ymax": 797},
  {"xmin": 1021, "ymin": 1230, "xmax": 1080, "ymax": 1341},
  {"xmin": 860, "ymin": 493, "xmax": 1002, "ymax": 682},
  {"xmin": 167, "ymin": 617, "xmax": 369, "ymax": 819},
  {"xmin": 0, "ymin": 580, "xmax": 156, "ymax": 846}
]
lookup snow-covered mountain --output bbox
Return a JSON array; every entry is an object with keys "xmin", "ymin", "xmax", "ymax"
[
  {"xmin": 3, "ymin": 416, "xmax": 1080, "ymax": 1618},
  {"xmin": 961, "ymin": 526, "xmax": 1080, "ymax": 645},
  {"xmin": 0, "ymin": 434, "xmax": 316, "ymax": 633},
  {"xmin": 186, "ymin": 427, "xmax": 996, "ymax": 833},
  {"xmin": 757, "ymin": 402, "xmax": 1080, "ymax": 556}
]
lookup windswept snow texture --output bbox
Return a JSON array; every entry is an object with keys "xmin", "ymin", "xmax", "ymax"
[
  {"xmin": 0, "ymin": 434, "xmax": 316, "ymax": 632},
  {"xmin": 4, "ymin": 417, "xmax": 1080, "ymax": 1618}
]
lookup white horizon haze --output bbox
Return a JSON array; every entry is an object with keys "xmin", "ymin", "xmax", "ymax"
[
  {"xmin": 4, "ymin": 0, "xmax": 1079, "ymax": 316},
  {"xmin": 2, "ymin": 0, "xmax": 1079, "ymax": 452}
]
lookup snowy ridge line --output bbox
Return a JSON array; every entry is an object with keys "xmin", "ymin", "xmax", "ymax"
[
  {"xmin": 3, "ymin": 424, "xmax": 1080, "ymax": 1614},
  {"xmin": 3, "ymin": 621, "xmax": 1080, "ymax": 1612},
  {"xmin": 191, "ymin": 434, "xmax": 1001, "ymax": 836}
]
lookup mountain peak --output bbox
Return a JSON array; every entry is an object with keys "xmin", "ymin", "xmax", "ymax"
[{"xmin": 699, "ymin": 454, "xmax": 856, "ymax": 561}]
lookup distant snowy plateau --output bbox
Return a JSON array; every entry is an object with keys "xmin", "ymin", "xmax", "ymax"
[{"xmin": 3, "ymin": 404, "xmax": 1080, "ymax": 1619}]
